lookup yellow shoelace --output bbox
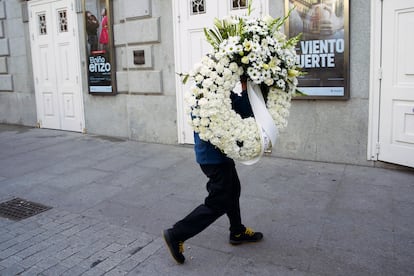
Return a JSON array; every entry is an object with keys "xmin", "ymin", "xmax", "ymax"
[
  {"xmin": 178, "ymin": 242, "xmax": 184, "ymax": 253},
  {"xmin": 245, "ymin": 227, "xmax": 255, "ymax": 236}
]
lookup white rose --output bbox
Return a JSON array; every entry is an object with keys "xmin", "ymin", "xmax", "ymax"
[
  {"xmin": 222, "ymin": 68, "xmax": 233, "ymax": 80},
  {"xmin": 229, "ymin": 62, "xmax": 239, "ymax": 72},
  {"xmin": 264, "ymin": 78, "xmax": 274, "ymax": 86}
]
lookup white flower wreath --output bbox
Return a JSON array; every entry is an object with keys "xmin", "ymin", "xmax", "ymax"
[{"xmin": 183, "ymin": 7, "xmax": 302, "ymax": 163}]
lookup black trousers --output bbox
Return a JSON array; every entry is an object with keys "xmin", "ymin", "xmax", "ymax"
[{"xmin": 171, "ymin": 161, "xmax": 245, "ymax": 242}]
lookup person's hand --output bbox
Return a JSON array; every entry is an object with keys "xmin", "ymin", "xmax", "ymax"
[{"xmin": 241, "ymin": 80, "xmax": 247, "ymax": 91}]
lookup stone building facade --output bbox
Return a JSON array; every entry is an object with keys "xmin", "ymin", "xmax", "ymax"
[{"xmin": 0, "ymin": 0, "xmax": 413, "ymax": 168}]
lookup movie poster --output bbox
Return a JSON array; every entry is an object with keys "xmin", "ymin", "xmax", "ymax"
[
  {"xmin": 286, "ymin": 0, "xmax": 349, "ymax": 99},
  {"xmin": 83, "ymin": 0, "xmax": 116, "ymax": 95}
]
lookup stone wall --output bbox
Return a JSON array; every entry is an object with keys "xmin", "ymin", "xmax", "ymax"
[
  {"xmin": 0, "ymin": 0, "xmax": 36, "ymax": 126},
  {"xmin": 270, "ymin": 1, "xmax": 372, "ymax": 165},
  {"xmin": 82, "ymin": 0, "xmax": 178, "ymax": 143}
]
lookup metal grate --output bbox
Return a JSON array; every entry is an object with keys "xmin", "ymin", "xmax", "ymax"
[{"xmin": 0, "ymin": 198, "xmax": 52, "ymax": 221}]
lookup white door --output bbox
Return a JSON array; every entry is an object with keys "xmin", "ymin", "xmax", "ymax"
[
  {"xmin": 173, "ymin": 0, "xmax": 269, "ymax": 143},
  {"xmin": 378, "ymin": 0, "xmax": 414, "ymax": 168},
  {"xmin": 29, "ymin": 0, "xmax": 85, "ymax": 132}
]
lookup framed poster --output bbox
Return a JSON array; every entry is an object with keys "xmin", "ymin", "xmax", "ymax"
[
  {"xmin": 285, "ymin": 0, "xmax": 349, "ymax": 99},
  {"xmin": 83, "ymin": 0, "xmax": 116, "ymax": 95}
]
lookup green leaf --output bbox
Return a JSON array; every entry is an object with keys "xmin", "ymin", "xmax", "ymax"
[
  {"xmin": 247, "ymin": 0, "xmax": 254, "ymax": 16},
  {"xmin": 285, "ymin": 33, "xmax": 302, "ymax": 49},
  {"xmin": 269, "ymin": 6, "xmax": 296, "ymax": 34},
  {"xmin": 204, "ymin": 28, "xmax": 222, "ymax": 49},
  {"xmin": 293, "ymin": 89, "xmax": 307, "ymax": 97},
  {"xmin": 176, "ymin": 72, "xmax": 190, "ymax": 84}
]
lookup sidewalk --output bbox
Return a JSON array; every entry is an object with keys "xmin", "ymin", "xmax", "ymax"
[{"xmin": 0, "ymin": 124, "xmax": 413, "ymax": 276}]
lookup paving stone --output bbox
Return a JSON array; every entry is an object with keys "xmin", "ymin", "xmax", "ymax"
[
  {"xmin": 18, "ymin": 266, "xmax": 46, "ymax": 276},
  {"xmin": 0, "ymin": 238, "xmax": 19, "ymax": 252},
  {"xmin": 117, "ymin": 238, "xmax": 163, "ymax": 272},
  {"xmin": 60, "ymin": 254, "xmax": 84, "ymax": 268},
  {"xmin": 104, "ymin": 268, "xmax": 128, "ymax": 275},
  {"xmin": 0, "ymin": 263, "xmax": 25, "ymax": 276},
  {"xmin": 41, "ymin": 263, "xmax": 70, "ymax": 276},
  {"xmin": 105, "ymin": 243, "xmax": 126, "ymax": 253},
  {"xmin": 19, "ymin": 251, "xmax": 47, "ymax": 269},
  {"xmin": 82, "ymin": 266, "xmax": 106, "ymax": 276},
  {"xmin": 0, "ymin": 255, "xmax": 22, "ymax": 268},
  {"xmin": 223, "ymin": 256, "xmax": 309, "ymax": 276},
  {"xmin": 15, "ymin": 240, "xmax": 52, "ymax": 259},
  {"xmin": 54, "ymin": 245, "xmax": 83, "ymax": 261},
  {"xmin": 71, "ymin": 240, "xmax": 112, "ymax": 260},
  {"xmin": 60, "ymin": 265, "xmax": 89, "ymax": 276}
]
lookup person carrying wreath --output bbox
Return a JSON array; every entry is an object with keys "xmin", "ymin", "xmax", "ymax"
[{"xmin": 163, "ymin": 79, "xmax": 263, "ymax": 264}]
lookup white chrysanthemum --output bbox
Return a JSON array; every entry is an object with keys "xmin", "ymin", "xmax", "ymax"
[
  {"xmin": 229, "ymin": 62, "xmax": 239, "ymax": 72},
  {"xmin": 216, "ymin": 63, "xmax": 225, "ymax": 74},
  {"xmin": 276, "ymin": 79, "xmax": 286, "ymax": 90}
]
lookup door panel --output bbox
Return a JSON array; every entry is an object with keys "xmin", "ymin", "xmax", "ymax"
[
  {"xmin": 32, "ymin": 5, "xmax": 60, "ymax": 129},
  {"xmin": 42, "ymin": 93, "xmax": 55, "ymax": 116},
  {"xmin": 29, "ymin": 0, "xmax": 84, "ymax": 132},
  {"xmin": 379, "ymin": 0, "xmax": 414, "ymax": 167}
]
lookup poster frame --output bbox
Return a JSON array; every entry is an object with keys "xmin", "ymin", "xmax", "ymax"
[
  {"xmin": 285, "ymin": 0, "xmax": 350, "ymax": 100},
  {"xmin": 83, "ymin": 0, "xmax": 117, "ymax": 95}
]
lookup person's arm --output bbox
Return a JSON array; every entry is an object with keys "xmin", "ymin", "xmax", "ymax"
[
  {"xmin": 231, "ymin": 81, "xmax": 253, "ymax": 119},
  {"xmin": 92, "ymin": 16, "xmax": 99, "ymax": 29}
]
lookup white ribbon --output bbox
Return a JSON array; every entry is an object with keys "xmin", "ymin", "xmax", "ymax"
[{"xmin": 241, "ymin": 82, "xmax": 279, "ymax": 165}]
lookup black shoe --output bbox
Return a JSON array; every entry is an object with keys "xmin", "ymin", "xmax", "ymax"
[
  {"xmin": 229, "ymin": 227, "xmax": 263, "ymax": 245},
  {"xmin": 163, "ymin": 229, "xmax": 185, "ymax": 264}
]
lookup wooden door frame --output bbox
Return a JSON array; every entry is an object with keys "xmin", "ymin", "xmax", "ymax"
[
  {"xmin": 367, "ymin": 0, "xmax": 382, "ymax": 161},
  {"xmin": 172, "ymin": 0, "xmax": 186, "ymax": 143}
]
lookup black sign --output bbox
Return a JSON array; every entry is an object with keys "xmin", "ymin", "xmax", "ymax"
[
  {"xmin": 83, "ymin": 0, "xmax": 116, "ymax": 95},
  {"xmin": 286, "ymin": 0, "xmax": 349, "ymax": 99}
]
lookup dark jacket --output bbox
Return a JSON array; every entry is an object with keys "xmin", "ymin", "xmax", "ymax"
[
  {"xmin": 86, "ymin": 14, "xmax": 99, "ymax": 35},
  {"xmin": 194, "ymin": 90, "xmax": 253, "ymax": 164}
]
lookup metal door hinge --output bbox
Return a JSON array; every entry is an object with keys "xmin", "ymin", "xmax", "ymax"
[
  {"xmin": 378, "ymin": 68, "xmax": 383, "ymax": 80},
  {"xmin": 375, "ymin": 142, "xmax": 381, "ymax": 155}
]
